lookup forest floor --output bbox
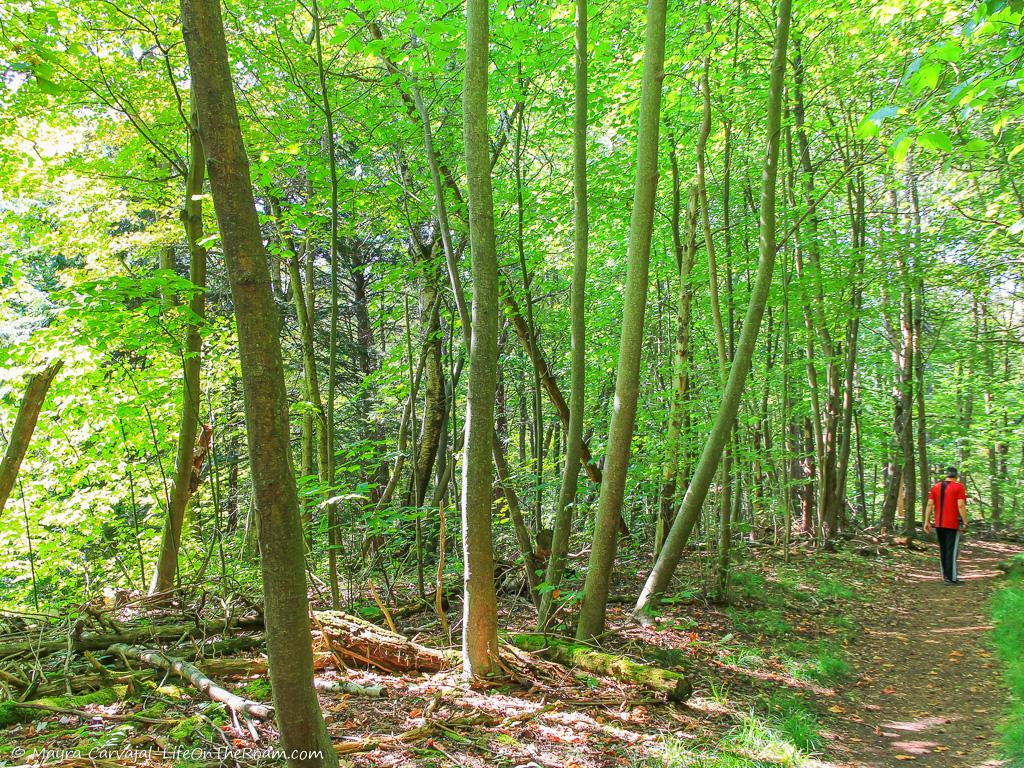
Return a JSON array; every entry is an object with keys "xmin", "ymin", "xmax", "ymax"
[{"xmin": 0, "ymin": 536, "xmax": 1020, "ymax": 768}]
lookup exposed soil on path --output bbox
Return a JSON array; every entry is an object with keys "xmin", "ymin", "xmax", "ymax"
[{"xmin": 827, "ymin": 538, "xmax": 1020, "ymax": 768}]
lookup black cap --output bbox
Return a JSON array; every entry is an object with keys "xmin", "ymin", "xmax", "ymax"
[{"xmin": 945, "ymin": 466, "xmax": 958, "ymax": 478}]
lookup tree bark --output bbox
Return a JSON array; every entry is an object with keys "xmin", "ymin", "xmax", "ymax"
[
  {"xmin": 461, "ymin": 0, "xmax": 501, "ymax": 678},
  {"xmin": 0, "ymin": 361, "xmax": 62, "ymax": 520},
  {"xmin": 149, "ymin": 102, "xmax": 207, "ymax": 597},
  {"xmin": 792, "ymin": 39, "xmax": 841, "ymax": 542},
  {"xmin": 272, "ymin": 199, "xmax": 330, "ymax": 533},
  {"xmin": 634, "ymin": 0, "xmax": 792, "ymax": 617},
  {"xmin": 538, "ymin": 0, "xmax": 588, "ymax": 630},
  {"xmin": 655, "ymin": 165, "xmax": 697, "ymax": 558},
  {"xmin": 575, "ymin": 0, "xmax": 668, "ymax": 641},
  {"xmin": 696, "ymin": 44, "xmax": 733, "ymax": 599},
  {"xmin": 314, "ymin": 611, "xmax": 454, "ymax": 673},
  {"xmin": 179, "ymin": 0, "xmax": 337, "ymax": 764}
]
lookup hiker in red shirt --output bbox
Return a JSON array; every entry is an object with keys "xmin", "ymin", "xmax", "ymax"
[{"xmin": 924, "ymin": 467, "xmax": 968, "ymax": 585}]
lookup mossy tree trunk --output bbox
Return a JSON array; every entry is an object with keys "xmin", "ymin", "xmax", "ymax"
[{"xmin": 460, "ymin": 0, "xmax": 501, "ymax": 678}]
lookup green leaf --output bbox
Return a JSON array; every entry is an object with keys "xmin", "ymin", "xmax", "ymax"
[
  {"xmin": 855, "ymin": 118, "xmax": 880, "ymax": 139},
  {"xmin": 931, "ymin": 41, "xmax": 962, "ymax": 63},
  {"xmin": 857, "ymin": 105, "xmax": 898, "ymax": 138},
  {"xmin": 892, "ymin": 134, "xmax": 915, "ymax": 163},
  {"xmin": 35, "ymin": 75, "xmax": 61, "ymax": 96},
  {"xmin": 919, "ymin": 131, "xmax": 953, "ymax": 152},
  {"xmin": 912, "ymin": 63, "xmax": 942, "ymax": 95}
]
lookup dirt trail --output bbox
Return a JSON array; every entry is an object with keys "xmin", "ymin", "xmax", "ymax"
[{"xmin": 828, "ymin": 539, "xmax": 1019, "ymax": 768}]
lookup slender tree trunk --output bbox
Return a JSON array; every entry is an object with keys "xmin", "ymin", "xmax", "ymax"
[
  {"xmin": 898, "ymin": 255, "xmax": 916, "ymax": 538},
  {"xmin": 655, "ymin": 170, "xmax": 698, "ymax": 558},
  {"xmin": 696, "ymin": 44, "xmax": 733, "ymax": 600},
  {"xmin": 983, "ymin": 302, "xmax": 1001, "ymax": 523},
  {"xmin": 461, "ymin": 0, "xmax": 501, "ymax": 677},
  {"xmin": 0, "ymin": 361, "xmax": 63, "ymax": 519},
  {"xmin": 634, "ymin": 0, "xmax": 792, "ymax": 617},
  {"xmin": 311, "ymin": 0, "xmax": 342, "ymax": 608},
  {"xmin": 791, "ymin": 48, "xmax": 841, "ymax": 543},
  {"xmin": 179, "ymin": 0, "xmax": 337, "ymax": 764},
  {"xmin": 150, "ymin": 104, "xmax": 208, "ymax": 597},
  {"xmin": 272, "ymin": 200, "xmax": 330, "ymax": 533},
  {"xmin": 412, "ymin": 266, "xmax": 446, "ymax": 509},
  {"xmin": 574, "ymin": 0, "xmax": 668, "ymax": 642},
  {"xmin": 835, "ymin": 171, "xmax": 865, "ymax": 519},
  {"xmin": 907, "ymin": 154, "xmax": 928, "ymax": 527},
  {"xmin": 781, "ymin": 245, "xmax": 794, "ymax": 554},
  {"xmin": 537, "ymin": 0, "xmax": 588, "ymax": 630}
]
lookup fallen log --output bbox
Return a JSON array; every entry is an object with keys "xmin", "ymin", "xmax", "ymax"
[
  {"xmin": 511, "ymin": 635, "xmax": 692, "ymax": 703},
  {"xmin": 0, "ymin": 616, "xmax": 263, "ymax": 659},
  {"xmin": 21, "ymin": 669, "xmax": 150, "ymax": 699},
  {"xmin": 108, "ymin": 643, "xmax": 273, "ymax": 721},
  {"xmin": 314, "ymin": 678, "xmax": 386, "ymax": 697},
  {"xmin": 313, "ymin": 610, "xmax": 455, "ymax": 673}
]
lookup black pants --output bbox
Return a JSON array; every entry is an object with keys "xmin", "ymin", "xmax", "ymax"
[{"xmin": 936, "ymin": 527, "xmax": 961, "ymax": 582}]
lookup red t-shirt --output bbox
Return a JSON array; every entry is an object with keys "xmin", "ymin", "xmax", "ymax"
[{"xmin": 929, "ymin": 480, "xmax": 965, "ymax": 529}]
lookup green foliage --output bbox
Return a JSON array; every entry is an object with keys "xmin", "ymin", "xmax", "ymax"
[
  {"xmin": 813, "ymin": 576, "xmax": 854, "ymax": 601},
  {"xmin": 993, "ymin": 575, "xmax": 1024, "ymax": 764},
  {"xmin": 238, "ymin": 677, "xmax": 271, "ymax": 700},
  {"xmin": 782, "ymin": 642, "xmax": 852, "ymax": 686},
  {"xmin": 726, "ymin": 608, "xmax": 793, "ymax": 639},
  {"xmin": 764, "ymin": 692, "xmax": 822, "ymax": 754}
]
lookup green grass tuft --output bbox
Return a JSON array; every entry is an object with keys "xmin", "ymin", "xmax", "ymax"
[
  {"xmin": 992, "ymin": 574, "xmax": 1024, "ymax": 765},
  {"xmin": 814, "ymin": 576, "xmax": 854, "ymax": 600},
  {"xmin": 727, "ymin": 607, "xmax": 793, "ymax": 638}
]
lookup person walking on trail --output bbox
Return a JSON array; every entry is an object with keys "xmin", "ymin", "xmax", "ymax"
[{"xmin": 924, "ymin": 467, "xmax": 968, "ymax": 585}]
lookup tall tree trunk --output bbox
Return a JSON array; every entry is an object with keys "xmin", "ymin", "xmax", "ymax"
[
  {"xmin": 311, "ymin": 0, "xmax": 342, "ymax": 608},
  {"xmin": 655, "ymin": 167, "xmax": 698, "ymax": 558},
  {"xmin": 412, "ymin": 264, "xmax": 446, "ymax": 509},
  {"xmin": 835, "ymin": 171, "xmax": 865, "ymax": 519},
  {"xmin": 272, "ymin": 199, "xmax": 330, "ymax": 533},
  {"xmin": 461, "ymin": 0, "xmax": 501, "ymax": 677},
  {"xmin": 574, "ymin": 0, "xmax": 668, "ymax": 642},
  {"xmin": 0, "ymin": 361, "xmax": 63, "ymax": 519},
  {"xmin": 696, "ymin": 43, "xmax": 734, "ymax": 600},
  {"xmin": 179, "ymin": 1, "xmax": 337, "ymax": 764},
  {"xmin": 898, "ymin": 254, "xmax": 916, "ymax": 538},
  {"xmin": 983, "ymin": 302, "xmax": 1001, "ymax": 523},
  {"xmin": 783, "ymin": 119, "xmax": 822, "ymax": 542},
  {"xmin": 537, "ymin": 0, "xmax": 588, "ymax": 631},
  {"xmin": 906, "ymin": 154, "xmax": 928, "ymax": 528},
  {"xmin": 634, "ymin": 0, "xmax": 792, "ymax": 617},
  {"xmin": 792, "ymin": 43, "xmax": 840, "ymax": 543},
  {"xmin": 150, "ymin": 103, "xmax": 208, "ymax": 597}
]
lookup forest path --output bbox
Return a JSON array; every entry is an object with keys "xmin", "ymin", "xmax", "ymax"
[{"xmin": 827, "ymin": 538, "xmax": 1018, "ymax": 768}]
